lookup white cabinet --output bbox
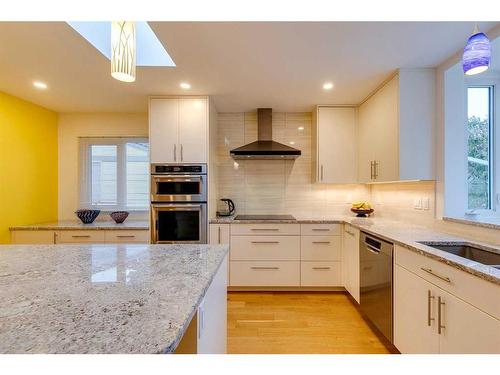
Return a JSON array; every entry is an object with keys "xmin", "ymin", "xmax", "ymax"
[
  {"xmin": 197, "ymin": 254, "xmax": 228, "ymax": 354},
  {"xmin": 11, "ymin": 229, "xmax": 149, "ymax": 244},
  {"xmin": 312, "ymin": 106, "xmax": 357, "ymax": 183},
  {"xmin": 10, "ymin": 230, "xmax": 55, "ymax": 244},
  {"xmin": 394, "ymin": 249, "xmax": 500, "ymax": 354},
  {"xmin": 149, "ymin": 97, "xmax": 208, "ymax": 163},
  {"xmin": 209, "ymin": 224, "xmax": 230, "ymax": 245},
  {"xmin": 342, "ymin": 224, "xmax": 360, "ymax": 303},
  {"xmin": 358, "ymin": 69, "xmax": 435, "ymax": 182}
]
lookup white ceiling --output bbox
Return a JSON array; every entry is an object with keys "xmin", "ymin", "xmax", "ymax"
[{"xmin": 0, "ymin": 21, "xmax": 498, "ymax": 113}]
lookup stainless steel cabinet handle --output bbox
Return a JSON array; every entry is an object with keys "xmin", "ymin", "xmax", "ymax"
[
  {"xmin": 218, "ymin": 226, "xmax": 221, "ymax": 244},
  {"xmin": 370, "ymin": 161, "xmax": 374, "ymax": 180},
  {"xmin": 180, "ymin": 144, "xmax": 183, "ymax": 161},
  {"xmin": 312, "ymin": 241, "xmax": 331, "ymax": 244},
  {"xmin": 71, "ymin": 235, "xmax": 91, "ymax": 238},
  {"xmin": 320, "ymin": 164, "xmax": 324, "ymax": 181},
  {"xmin": 312, "ymin": 267, "xmax": 331, "ymax": 270},
  {"xmin": 174, "ymin": 144, "xmax": 177, "ymax": 162},
  {"xmin": 251, "ymin": 241, "xmax": 280, "ymax": 244},
  {"xmin": 117, "ymin": 235, "xmax": 136, "ymax": 238},
  {"xmin": 438, "ymin": 296, "xmax": 445, "ymax": 334},
  {"xmin": 427, "ymin": 290, "xmax": 435, "ymax": 326},
  {"xmin": 251, "ymin": 228, "xmax": 279, "ymax": 231},
  {"xmin": 345, "ymin": 230, "xmax": 354, "ymax": 236},
  {"xmin": 374, "ymin": 161, "xmax": 379, "ymax": 179},
  {"xmin": 421, "ymin": 268, "xmax": 451, "ymax": 283},
  {"xmin": 251, "ymin": 266, "xmax": 279, "ymax": 270},
  {"xmin": 363, "ymin": 266, "xmax": 373, "ymax": 270},
  {"xmin": 312, "ymin": 228, "xmax": 330, "ymax": 232}
]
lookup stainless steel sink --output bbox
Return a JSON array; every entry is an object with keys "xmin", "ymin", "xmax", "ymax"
[{"xmin": 418, "ymin": 242, "xmax": 500, "ymax": 269}]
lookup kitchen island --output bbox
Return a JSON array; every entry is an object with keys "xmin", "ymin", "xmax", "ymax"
[{"xmin": 0, "ymin": 243, "xmax": 228, "ymax": 354}]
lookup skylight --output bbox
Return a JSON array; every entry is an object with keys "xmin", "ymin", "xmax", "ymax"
[{"xmin": 67, "ymin": 21, "xmax": 175, "ymax": 67}]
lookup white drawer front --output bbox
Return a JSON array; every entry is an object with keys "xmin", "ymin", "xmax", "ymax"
[
  {"xmin": 105, "ymin": 230, "xmax": 149, "ymax": 243},
  {"xmin": 300, "ymin": 223, "xmax": 341, "ymax": 236},
  {"xmin": 11, "ymin": 230, "xmax": 55, "ymax": 244},
  {"xmin": 301, "ymin": 261, "xmax": 341, "ymax": 286},
  {"xmin": 301, "ymin": 235, "xmax": 341, "ymax": 261},
  {"xmin": 230, "ymin": 261, "xmax": 300, "ymax": 286},
  {"xmin": 230, "ymin": 236, "xmax": 300, "ymax": 261},
  {"xmin": 56, "ymin": 230, "xmax": 105, "ymax": 243},
  {"xmin": 395, "ymin": 245, "xmax": 500, "ymax": 319},
  {"xmin": 230, "ymin": 224, "xmax": 300, "ymax": 236}
]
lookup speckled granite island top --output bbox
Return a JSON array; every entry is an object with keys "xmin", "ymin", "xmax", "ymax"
[
  {"xmin": 9, "ymin": 220, "xmax": 149, "ymax": 231},
  {"xmin": 0, "ymin": 243, "xmax": 228, "ymax": 354}
]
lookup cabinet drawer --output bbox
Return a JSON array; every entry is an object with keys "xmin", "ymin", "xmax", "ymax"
[
  {"xmin": 301, "ymin": 236, "xmax": 341, "ymax": 261},
  {"xmin": 230, "ymin": 236, "xmax": 300, "ymax": 261},
  {"xmin": 56, "ymin": 230, "xmax": 105, "ymax": 243},
  {"xmin": 301, "ymin": 261, "xmax": 341, "ymax": 286},
  {"xmin": 301, "ymin": 223, "xmax": 341, "ymax": 236},
  {"xmin": 11, "ymin": 230, "xmax": 55, "ymax": 244},
  {"xmin": 230, "ymin": 224, "xmax": 300, "ymax": 236},
  {"xmin": 230, "ymin": 261, "xmax": 300, "ymax": 286},
  {"xmin": 395, "ymin": 245, "xmax": 500, "ymax": 319},
  {"xmin": 105, "ymin": 230, "xmax": 149, "ymax": 243}
]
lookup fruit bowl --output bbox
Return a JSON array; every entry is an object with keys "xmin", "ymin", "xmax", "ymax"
[
  {"xmin": 350, "ymin": 208, "xmax": 374, "ymax": 217},
  {"xmin": 75, "ymin": 209, "xmax": 100, "ymax": 224},
  {"xmin": 110, "ymin": 211, "xmax": 129, "ymax": 224}
]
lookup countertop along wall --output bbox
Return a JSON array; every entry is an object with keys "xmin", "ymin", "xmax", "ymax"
[
  {"xmin": 217, "ymin": 112, "xmax": 370, "ymax": 217},
  {"xmin": 0, "ymin": 92, "xmax": 58, "ymax": 243},
  {"xmin": 58, "ymin": 113, "xmax": 148, "ymax": 221}
]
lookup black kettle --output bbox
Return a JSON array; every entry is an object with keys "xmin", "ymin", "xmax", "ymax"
[{"xmin": 217, "ymin": 198, "xmax": 235, "ymax": 217}]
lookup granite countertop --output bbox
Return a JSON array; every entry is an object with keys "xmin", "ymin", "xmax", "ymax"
[
  {"xmin": 443, "ymin": 216, "xmax": 500, "ymax": 231},
  {"xmin": 0, "ymin": 243, "xmax": 228, "ymax": 354},
  {"xmin": 10, "ymin": 220, "xmax": 150, "ymax": 231},
  {"xmin": 210, "ymin": 215, "xmax": 500, "ymax": 285}
]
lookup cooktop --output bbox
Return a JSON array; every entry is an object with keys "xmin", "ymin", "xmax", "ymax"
[{"xmin": 234, "ymin": 214, "xmax": 296, "ymax": 221}]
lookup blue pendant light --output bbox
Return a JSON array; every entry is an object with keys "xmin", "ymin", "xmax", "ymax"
[{"xmin": 462, "ymin": 24, "xmax": 491, "ymax": 76}]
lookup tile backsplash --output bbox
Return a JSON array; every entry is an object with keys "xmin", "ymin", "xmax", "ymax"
[{"xmin": 216, "ymin": 112, "xmax": 370, "ymax": 217}]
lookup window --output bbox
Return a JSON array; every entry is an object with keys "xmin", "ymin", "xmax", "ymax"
[
  {"xmin": 80, "ymin": 138, "xmax": 149, "ymax": 211},
  {"xmin": 467, "ymin": 86, "xmax": 494, "ymax": 210}
]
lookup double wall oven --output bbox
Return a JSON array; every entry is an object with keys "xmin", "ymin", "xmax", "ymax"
[{"xmin": 150, "ymin": 164, "xmax": 207, "ymax": 244}]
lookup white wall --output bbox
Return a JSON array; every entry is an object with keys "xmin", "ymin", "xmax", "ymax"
[{"xmin": 58, "ymin": 113, "xmax": 148, "ymax": 221}]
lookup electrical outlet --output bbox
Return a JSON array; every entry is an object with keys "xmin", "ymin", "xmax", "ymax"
[
  {"xmin": 423, "ymin": 197, "xmax": 430, "ymax": 210},
  {"xmin": 413, "ymin": 197, "xmax": 422, "ymax": 210}
]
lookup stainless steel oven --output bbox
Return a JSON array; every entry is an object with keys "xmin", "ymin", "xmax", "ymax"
[
  {"xmin": 151, "ymin": 203, "xmax": 207, "ymax": 244},
  {"xmin": 150, "ymin": 163, "xmax": 207, "ymax": 202}
]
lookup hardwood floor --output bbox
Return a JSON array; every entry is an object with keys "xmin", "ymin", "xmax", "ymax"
[{"xmin": 228, "ymin": 291, "xmax": 395, "ymax": 354}]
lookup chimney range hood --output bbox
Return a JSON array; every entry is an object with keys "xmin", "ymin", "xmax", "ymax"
[{"xmin": 230, "ymin": 108, "xmax": 301, "ymax": 160}]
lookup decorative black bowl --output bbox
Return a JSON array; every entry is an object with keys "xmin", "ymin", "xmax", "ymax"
[
  {"xmin": 110, "ymin": 211, "xmax": 129, "ymax": 224},
  {"xmin": 75, "ymin": 209, "xmax": 100, "ymax": 224},
  {"xmin": 350, "ymin": 208, "xmax": 374, "ymax": 217}
]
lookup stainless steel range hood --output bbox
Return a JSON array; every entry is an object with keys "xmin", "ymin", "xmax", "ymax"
[{"xmin": 230, "ymin": 108, "xmax": 301, "ymax": 160}]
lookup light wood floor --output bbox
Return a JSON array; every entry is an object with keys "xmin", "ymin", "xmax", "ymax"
[{"xmin": 228, "ymin": 291, "xmax": 395, "ymax": 354}]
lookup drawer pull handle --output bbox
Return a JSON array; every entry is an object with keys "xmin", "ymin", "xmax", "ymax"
[
  {"xmin": 251, "ymin": 266, "xmax": 279, "ymax": 270},
  {"xmin": 312, "ymin": 241, "xmax": 331, "ymax": 244},
  {"xmin": 312, "ymin": 267, "xmax": 331, "ymax": 270},
  {"xmin": 251, "ymin": 228, "xmax": 279, "ymax": 231},
  {"xmin": 312, "ymin": 228, "xmax": 330, "ymax": 232},
  {"xmin": 71, "ymin": 235, "xmax": 91, "ymax": 238},
  {"xmin": 421, "ymin": 268, "xmax": 451, "ymax": 283},
  {"xmin": 117, "ymin": 235, "xmax": 136, "ymax": 238},
  {"xmin": 251, "ymin": 241, "xmax": 280, "ymax": 244},
  {"xmin": 345, "ymin": 230, "xmax": 354, "ymax": 236}
]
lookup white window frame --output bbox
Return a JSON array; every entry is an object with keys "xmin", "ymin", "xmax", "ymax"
[{"xmin": 79, "ymin": 137, "xmax": 149, "ymax": 211}]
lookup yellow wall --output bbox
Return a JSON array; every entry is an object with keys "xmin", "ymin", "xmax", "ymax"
[{"xmin": 0, "ymin": 92, "xmax": 58, "ymax": 243}]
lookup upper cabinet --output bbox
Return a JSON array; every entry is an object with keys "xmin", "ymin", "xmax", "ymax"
[
  {"xmin": 149, "ymin": 97, "xmax": 209, "ymax": 163},
  {"xmin": 312, "ymin": 106, "xmax": 357, "ymax": 183},
  {"xmin": 358, "ymin": 69, "xmax": 435, "ymax": 182}
]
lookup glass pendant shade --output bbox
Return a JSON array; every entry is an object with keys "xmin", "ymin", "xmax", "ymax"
[
  {"xmin": 111, "ymin": 21, "xmax": 136, "ymax": 82},
  {"xmin": 462, "ymin": 32, "xmax": 491, "ymax": 76}
]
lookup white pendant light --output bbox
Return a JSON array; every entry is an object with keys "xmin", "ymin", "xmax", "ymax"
[{"xmin": 111, "ymin": 21, "xmax": 136, "ymax": 82}]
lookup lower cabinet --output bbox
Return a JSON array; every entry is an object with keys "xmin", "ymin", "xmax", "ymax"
[
  {"xmin": 209, "ymin": 224, "xmax": 230, "ymax": 245},
  {"xmin": 342, "ymin": 225, "xmax": 360, "ymax": 303},
  {"xmin": 230, "ymin": 261, "xmax": 301, "ymax": 287},
  {"xmin": 11, "ymin": 229, "xmax": 149, "ymax": 244},
  {"xmin": 300, "ymin": 261, "xmax": 341, "ymax": 286},
  {"xmin": 395, "ymin": 263, "xmax": 500, "ymax": 354}
]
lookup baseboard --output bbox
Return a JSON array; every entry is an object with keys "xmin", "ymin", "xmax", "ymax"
[{"xmin": 228, "ymin": 286, "xmax": 346, "ymax": 292}]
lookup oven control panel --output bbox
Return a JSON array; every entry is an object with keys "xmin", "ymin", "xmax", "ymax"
[{"xmin": 151, "ymin": 164, "xmax": 207, "ymax": 174}]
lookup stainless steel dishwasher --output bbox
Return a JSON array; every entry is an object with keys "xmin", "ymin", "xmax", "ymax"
[{"xmin": 359, "ymin": 232, "xmax": 394, "ymax": 343}]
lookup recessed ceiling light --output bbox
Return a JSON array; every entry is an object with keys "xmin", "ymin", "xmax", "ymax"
[
  {"xmin": 297, "ymin": 126, "xmax": 304, "ymax": 131},
  {"xmin": 289, "ymin": 141, "xmax": 295, "ymax": 145},
  {"xmin": 33, "ymin": 81, "xmax": 48, "ymax": 89},
  {"xmin": 323, "ymin": 82, "xmax": 334, "ymax": 90},
  {"xmin": 180, "ymin": 82, "xmax": 191, "ymax": 89}
]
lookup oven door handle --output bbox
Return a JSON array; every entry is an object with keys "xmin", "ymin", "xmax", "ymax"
[
  {"xmin": 151, "ymin": 203, "xmax": 203, "ymax": 211},
  {"xmin": 152, "ymin": 175, "xmax": 204, "ymax": 180}
]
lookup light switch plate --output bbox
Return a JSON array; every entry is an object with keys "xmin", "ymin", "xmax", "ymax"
[
  {"xmin": 423, "ymin": 197, "xmax": 430, "ymax": 210},
  {"xmin": 414, "ymin": 197, "xmax": 422, "ymax": 210}
]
